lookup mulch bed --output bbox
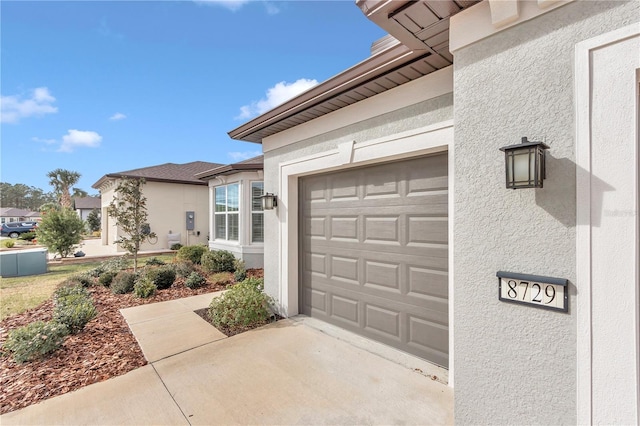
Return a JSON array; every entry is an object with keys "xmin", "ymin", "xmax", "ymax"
[
  {"xmin": 0, "ymin": 269, "xmax": 263, "ymax": 415},
  {"xmin": 194, "ymin": 308, "xmax": 282, "ymax": 338}
]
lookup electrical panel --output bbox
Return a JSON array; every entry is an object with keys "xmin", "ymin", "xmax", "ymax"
[{"xmin": 186, "ymin": 211, "xmax": 195, "ymax": 230}]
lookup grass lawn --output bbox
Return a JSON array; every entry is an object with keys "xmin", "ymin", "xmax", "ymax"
[{"xmin": 0, "ymin": 254, "xmax": 176, "ymax": 321}]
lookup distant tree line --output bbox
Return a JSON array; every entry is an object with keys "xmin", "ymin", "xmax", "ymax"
[
  {"xmin": 2, "ymin": 169, "xmax": 97, "ymax": 212},
  {"xmin": 0, "ymin": 182, "xmax": 57, "ymax": 211}
]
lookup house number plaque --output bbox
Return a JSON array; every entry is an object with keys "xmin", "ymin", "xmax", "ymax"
[{"xmin": 497, "ymin": 271, "xmax": 568, "ymax": 312}]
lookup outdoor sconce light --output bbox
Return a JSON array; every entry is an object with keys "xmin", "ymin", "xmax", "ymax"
[
  {"xmin": 260, "ymin": 193, "xmax": 278, "ymax": 210},
  {"xmin": 499, "ymin": 137, "xmax": 550, "ymax": 189}
]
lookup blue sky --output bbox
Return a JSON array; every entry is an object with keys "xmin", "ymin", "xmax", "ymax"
[{"xmin": 1, "ymin": 0, "xmax": 386, "ymax": 194}]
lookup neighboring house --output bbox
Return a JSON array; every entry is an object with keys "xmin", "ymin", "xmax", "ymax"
[
  {"xmin": 195, "ymin": 156, "xmax": 264, "ymax": 269},
  {"xmin": 0, "ymin": 207, "xmax": 41, "ymax": 224},
  {"xmin": 73, "ymin": 196, "xmax": 101, "ymax": 221},
  {"xmin": 228, "ymin": 1, "xmax": 639, "ymax": 424},
  {"xmin": 93, "ymin": 161, "xmax": 222, "ymax": 252}
]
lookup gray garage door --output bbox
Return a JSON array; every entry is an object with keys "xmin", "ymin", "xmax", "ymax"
[{"xmin": 299, "ymin": 153, "xmax": 449, "ymax": 367}]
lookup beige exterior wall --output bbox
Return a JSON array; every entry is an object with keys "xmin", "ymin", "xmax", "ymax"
[{"xmin": 100, "ymin": 179, "xmax": 209, "ymax": 252}]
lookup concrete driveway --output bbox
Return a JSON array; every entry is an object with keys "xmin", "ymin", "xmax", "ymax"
[{"xmin": 1, "ymin": 293, "xmax": 453, "ymax": 425}]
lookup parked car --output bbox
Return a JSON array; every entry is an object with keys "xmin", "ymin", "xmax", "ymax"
[{"xmin": 1, "ymin": 222, "xmax": 38, "ymax": 239}]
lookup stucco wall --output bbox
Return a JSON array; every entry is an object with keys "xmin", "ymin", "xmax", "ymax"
[
  {"xmin": 101, "ymin": 180, "xmax": 209, "ymax": 252},
  {"xmin": 262, "ymin": 90, "xmax": 453, "ymax": 308},
  {"xmin": 452, "ymin": 1, "xmax": 639, "ymax": 424}
]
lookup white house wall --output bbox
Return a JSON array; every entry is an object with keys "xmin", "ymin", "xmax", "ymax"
[
  {"xmin": 575, "ymin": 24, "xmax": 640, "ymax": 425},
  {"xmin": 451, "ymin": 1, "xmax": 639, "ymax": 424}
]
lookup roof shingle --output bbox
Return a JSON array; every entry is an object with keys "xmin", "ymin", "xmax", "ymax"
[{"xmin": 92, "ymin": 161, "xmax": 224, "ymax": 188}]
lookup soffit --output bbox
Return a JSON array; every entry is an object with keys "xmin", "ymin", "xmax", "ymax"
[{"xmin": 228, "ymin": 0, "xmax": 479, "ymax": 144}]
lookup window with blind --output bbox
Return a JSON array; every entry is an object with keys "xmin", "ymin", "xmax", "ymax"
[
  {"xmin": 214, "ymin": 183, "xmax": 239, "ymax": 241},
  {"xmin": 251, "ymin": 182, "xmax": 264, "ymax": 243}
]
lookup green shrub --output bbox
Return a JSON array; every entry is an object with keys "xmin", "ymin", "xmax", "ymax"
[
  {"xmin": 208, "ymin": 278, "xmax": 273, "ymax": 329},
  {"xmin": 54, "ymin": 284, "xmax": 91, "ymax": 301},
  {"xmin": 69, "ymin": 273, "xmax": 94, "ymax": 287},
  {"xmin": 3, "ymin": 239, "xmax": 15, "ymax": 248},
  {"xmin": 111, "ymin": 271, "xmax": 137, "ymax": 294},
  {"xmin": 170, "ymin": 243, "xmax": 183, "ymax": 251},
  {"xmin": 89, "ymin": 256, "xmax": 130, "ymax": 277},
  {"xmin": 201, "ymin": 250, "xmax": 236, "ymax": 274},
  {"xmin": 18, "ymin": 231, "xmax": 36, "ymax": 241},
  {"xmin": 174, "ymin": 260, "xmax": 196, "ymax": 279},
  {"xmin": 4, "ymin": 321, "xmax": 69, "ymax": 363},
  {"xmin": 53, "ymin": 290, "xmax": 97, "ymax": 334},
  {"xmin": 233, "ymin": 259, "xmax": 247, "ymax": 282},
  {"xmin": 134, "ymin": 277, "xmax": 157, "ymax": 298},
  {"xmin": 87, "ymin": 265, "xmax": 105, "ymax": 278},
  {"xmin": 144, "ymin": 257, "xmax": 165, "ymax": 266},
  {"xmin": 36, "ymin": 208, "xmax": 85, "ymax": 258},
  {"xmin": 185, "ymin": 272, "xmax": 207, "ymax": 289},
  {"xmin": 145, "ymin": 265, "xmax": 176, "ymax": 290},
  {"xmin": 98, "ymin": 271, "xmax": 117, "ymax": 287},
  {"xmin": 241, "ymin": 276, "xmax": 265, "ymax": 291},
  {"xmin": 176, "ymin": 245, "xmax": 207, "ymax": 265}
]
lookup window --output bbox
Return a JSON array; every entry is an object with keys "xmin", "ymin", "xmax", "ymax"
[
  {"xmin": 251, "ymin": 182, "xmax": 264, "ymax": 243},
  {"xmin": 214, "ymin": 183, "xmax": 239, "ymax": 241}
]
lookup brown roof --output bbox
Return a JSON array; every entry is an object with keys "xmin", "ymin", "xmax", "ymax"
[
  {"xmin": 0, "ymin": 207, "xmax": 40, "ymax": 217},
  {"xmin": 195, "ymin": 156, "xmax": 263, "ymax": 180},
  {"xmin": 92, "ymin": 161, "xmax": 224, "ymax": 189},
  {"xmin": 74, "ymin": 196, "xmax": 101, "ymax": 210}
]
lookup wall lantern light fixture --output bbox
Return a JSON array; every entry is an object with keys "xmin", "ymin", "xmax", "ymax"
[
  {"xmin": 499, "ymin": 137, "xmax": 550, "ymax": 189},
  {"xmin": 260, "ymin": 192, "xmax": 278, "ymax": 210}
]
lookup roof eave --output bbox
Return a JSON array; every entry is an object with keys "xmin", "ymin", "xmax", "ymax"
[
  {"xmin": 196, "ymin": 163, "xmax": 263, "ymax": 180},
  {"xmin": 227, "ymin": 40, "xmax": 414, "ymax": 143}
]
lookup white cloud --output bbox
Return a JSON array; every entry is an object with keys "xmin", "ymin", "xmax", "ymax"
[
  {"xmin": 236, "ymin": 78, "xmax": 318, "ymax": 120},
  {"xmin": 59, "ymin": 130, "xmax": 102, "ymax": 153},
  {"xmin": 194, "ymin": 0, "xmax": 250, "ymax": 11},
  {"xmin": 109, "ymin": 112, "xmax": 127, "ymax": 121},
  {"xmin": 31, "ymin": 136, "xmax": 57, "ymax": 145},
  {"xmin": 1, "ymin": 87, "xmax": 58, "ymax": 123},
  {"xmin": 263, "ymin": 2, "xmax": 280, "ymax": 15},
  {"xmin": 228, "ymin": 150, "xmax": 262, "ymax": 161}
]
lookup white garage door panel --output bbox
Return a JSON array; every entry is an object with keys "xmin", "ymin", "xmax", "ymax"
[{"xmin": 300, "ymin": 153, "xmax": 449, "ymax": 367}]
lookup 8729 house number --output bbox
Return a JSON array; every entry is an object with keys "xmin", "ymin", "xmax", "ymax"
[{"xmin": 496, "ymin": 271, "xmax": 568, "ymax": 312}]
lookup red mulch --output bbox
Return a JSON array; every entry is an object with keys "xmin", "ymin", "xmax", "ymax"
[{"xmin": 0, "ymin": 269, "xmax": 264, "ymax": 415}]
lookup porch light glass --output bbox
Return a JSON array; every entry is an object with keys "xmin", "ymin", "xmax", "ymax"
[
  {"xmin": 499, "ymin": 137, "xmax": 549, "ymax": 189},
  {"xmin": 260, "ymin": 193, "xmax": 277, "ymax": 210}
]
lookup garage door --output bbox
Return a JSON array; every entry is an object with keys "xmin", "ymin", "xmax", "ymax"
[{"xmin": 299, "ymin": 153, "xmax": 449, "ymax": 367}]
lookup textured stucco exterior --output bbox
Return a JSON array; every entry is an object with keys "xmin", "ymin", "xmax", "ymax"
[
  {"xmin": 452, "ymin": 1, "xmax": 639, "ymax": 424},
  {"xmin": 100, "ymin": 180, "xmax": 209, "ymax": 252},
  {"xmin": 261, "ymin": 90, "xmax": 453, "ymax": 304}
]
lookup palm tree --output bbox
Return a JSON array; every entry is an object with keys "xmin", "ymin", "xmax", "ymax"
[
  {"xmin": 72, "ymin": 188, "xmax": 88, "ymax": 198},
  {"xmin": 47, "ymin": 169, "xmax": 81, "ymax": 209}
]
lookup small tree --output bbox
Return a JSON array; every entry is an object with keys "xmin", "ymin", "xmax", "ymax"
[
  {"xmin": 107, "ymin": 177, "xmax": 155, "ymax": 272},
  {"xmin": 86, "ymin": 209, "xmax": 101, "ymax": 233},
  {"xmin": 37, "ymin": 208, "xmax": 85, "ymax": 258}
]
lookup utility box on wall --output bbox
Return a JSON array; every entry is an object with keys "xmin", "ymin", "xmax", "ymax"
[{"xmin": 186, "ymin": 211, "xmax": 195, "ymax": 231}]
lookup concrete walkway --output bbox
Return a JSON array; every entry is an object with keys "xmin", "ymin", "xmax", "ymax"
[{"xmin": 1, "ymin": 293, "xmax": 454, "ymax": 425}]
